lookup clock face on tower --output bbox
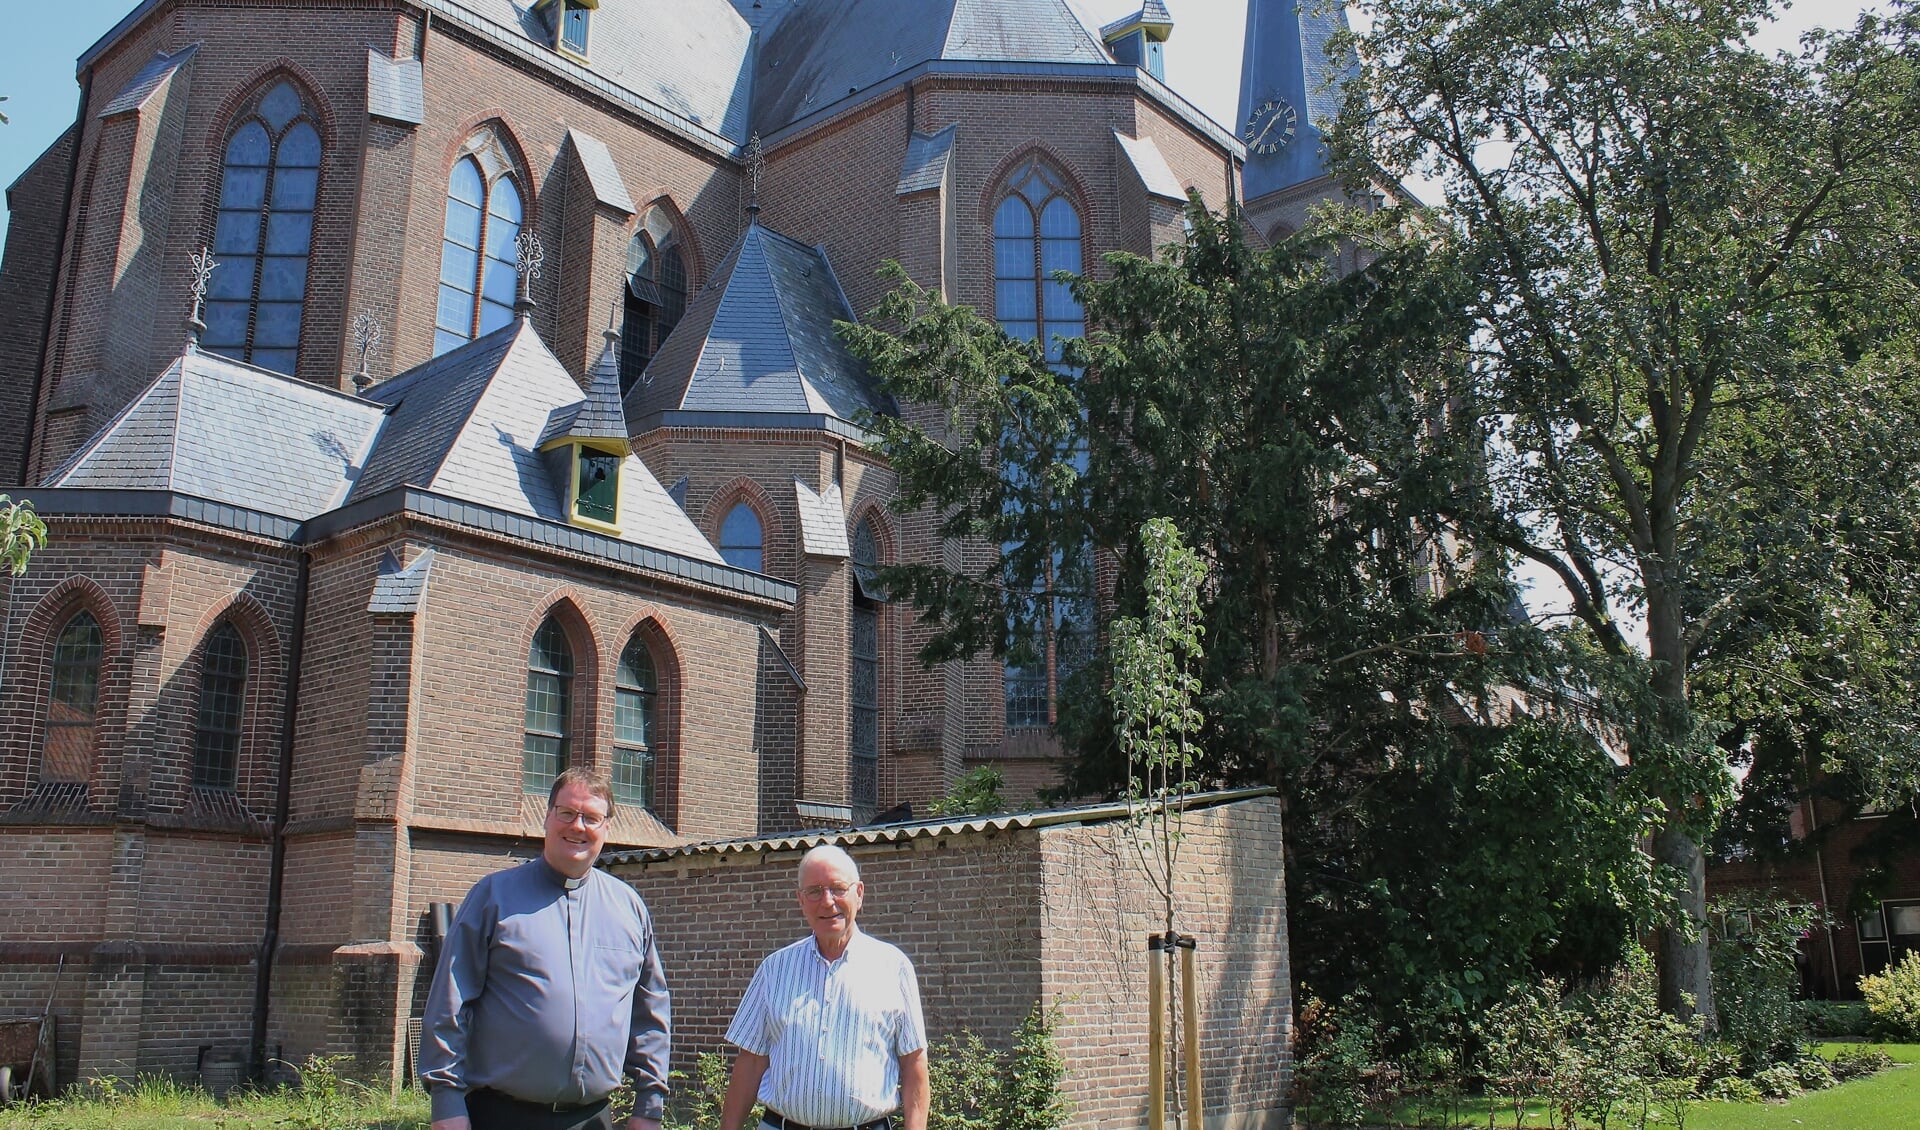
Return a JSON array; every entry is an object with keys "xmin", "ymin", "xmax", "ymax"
[{"xmin": 1243, "ymin": 98, "xmax": 1299, "ymax": 156}]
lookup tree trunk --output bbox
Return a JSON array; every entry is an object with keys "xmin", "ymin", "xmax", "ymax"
[{"xmin": 1653, "ymin": 821, "xmax": 1716, "ymax": 1028}]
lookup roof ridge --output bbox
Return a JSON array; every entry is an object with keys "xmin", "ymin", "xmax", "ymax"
[{"xmin": 44, "ymin": 358, "xmax": 186, "ymax": 486}]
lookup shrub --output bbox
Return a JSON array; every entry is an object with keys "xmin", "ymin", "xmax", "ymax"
[
  {"xmin": 1708, "ymin": 896, "xmax": 1817, "ymax": 1071},
  {"xmin": 1791, "ymin": 1054, "xmax": 1836, "ymax": 1092},
  {"xmin": 1697, "ymin": 1075, "xmax": 1762, "ymax": 1103},
  {"xmin": 1858, "ymin": 951, "xmax": 1920, "ymax": 1039},
  {"xmin": 1292, "ymin": 995, "xmax": 1382, "ymax": 1129},
  {"xmin": 1800, "ymin": 999, "xmax": 1871, "ymax": 1038},
  {"xmin": 925, "ymin": 1004, "xmax": 1070, "ymax": 1130},
  {"xmin": 1750, "ymin": 1063, "xmax": 1801, "ymax": 1100},
  {"xmin": 1828, "ymin": 1045, "xmax": 1895, "ymax": 1081}
]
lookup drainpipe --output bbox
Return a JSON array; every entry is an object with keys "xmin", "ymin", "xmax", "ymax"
[
  {"xmin": 19, "ymin": 66, "xmax": 92, "ymax": 485},
  {"xmin": 250, "ymin": 548, "xmax": 311, "ymax": 1081}
]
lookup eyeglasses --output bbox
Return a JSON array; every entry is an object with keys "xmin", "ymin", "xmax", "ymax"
[
  {"xmin": 800, "ymin": 883, "xmax": 858, "ymax": 902},
  {"xmin": 551, "ymin": 806, "xmax": 608, "ymax": 829}
]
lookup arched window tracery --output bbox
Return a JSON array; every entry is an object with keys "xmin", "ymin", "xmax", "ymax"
[{"xmin": 436, "ymin": 129, "xmax": 526, "ymax": 355}]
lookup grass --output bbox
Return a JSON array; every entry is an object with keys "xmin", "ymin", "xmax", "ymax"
[
  {"xmin": 1373, "ymin": 1044, "xmax": 1920, "ymax": 1129},
  {"xmin": 0, "ymin": 1071, "xmax": 430, "ymax": 1129}
]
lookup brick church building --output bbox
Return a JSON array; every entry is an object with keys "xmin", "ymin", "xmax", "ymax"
[{"xmin": 0, "ymin": 0, "xmax": 1340, "ymax": 1110}]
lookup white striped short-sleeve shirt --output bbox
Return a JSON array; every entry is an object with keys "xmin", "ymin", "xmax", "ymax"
[{"xmin": 726, "ymin": 929, "xmax": 927, "ymax": 1128}]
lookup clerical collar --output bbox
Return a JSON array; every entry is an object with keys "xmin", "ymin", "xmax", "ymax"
[{"xmin": 540, "ymin": 859, "xmax": 590, "ymax": 890}]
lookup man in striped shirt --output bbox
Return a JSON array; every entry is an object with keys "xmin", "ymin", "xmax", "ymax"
[{"xmin": 719, "ymin": 845, "xmax": 928, "ymax": 1130}]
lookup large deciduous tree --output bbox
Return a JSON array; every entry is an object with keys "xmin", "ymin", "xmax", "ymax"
[{"xmin": 1335, "ymin": 0, "xmax": 1920, "ymax": 1021}]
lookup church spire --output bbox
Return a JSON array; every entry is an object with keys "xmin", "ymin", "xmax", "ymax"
[{"xmin": 1237, "ymin": 0, "xmax": 1356, "ymax": 204}]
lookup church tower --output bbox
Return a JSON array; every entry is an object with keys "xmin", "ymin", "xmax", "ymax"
[{"xmin": 1236, "ymin": 0, "xmax": 1358, "ymax": 238}]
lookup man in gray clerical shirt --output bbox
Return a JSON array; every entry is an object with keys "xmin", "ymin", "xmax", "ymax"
[{"xmin": 419, "ymin": 767, "xmax": 670, "ymax": 1130}]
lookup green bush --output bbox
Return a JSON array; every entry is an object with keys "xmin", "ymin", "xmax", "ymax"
[
  {"xmin": 1697, "ymin": 1075, "xmax": 1762, "ymax": 1103},
  {"xmin": 1791, "ymin": 1054, "xmax": 1836, "ymax": 1092},
  {"xmin": 1291, "ymin": 995, "xmax": 1382, "ymax": 1129},
  {"xmin": 1800, "ymin": 999, "xmax": 1872, "ymax": 1038},
  {"xmin": 1750, "ymin": 1063, "xmax": 1801, "ymax": 1100},
  {"xmin": 1828, "ymin": 1044, "xmax": 1895, "ymax": 1081},
  {"xmin": 1707, "ymin": 896, "xmax": 1816, "ymax": 1071},
  {"xmin": 1858, "ymin": 951, "xmax": 1920, "ymax": 1039},
  {"xmin": 926, "ymin": 1004, "xmax": 1070, "ymax": 1130}
]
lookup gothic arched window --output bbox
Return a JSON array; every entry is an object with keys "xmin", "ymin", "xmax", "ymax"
[
  {"xmin": 192, "ymin": 621, "xmax": 249, "ymax": 790},
  {"xmin": 42, "ymin": 611, "xmax": 104, "ymax": 782},
  {"xmin": 523, "ymin": 616, "xmax": 573, "ymax": 793},
  {"xmin": 205, "ymin": 82, "xmax": 322, "ymax": 375},
  {"xmin": 620, "ymin": 208, "xmax": 688, "ymax": 394},
  {"xmin": 994, "ymin": 159, "xmax": 1084, "ymax": 364},
  {"xmin": 993, "ymin": 159, "xmax": 1089, "ymax": 728},
  {"xmin": 614, "ymin": 637, "xmax": 660, "ymax": 810},
  {"xmin": 850, "ymin": 517, "xmax": 881, "ymax": 819},
  {"xmin": 436, "ymin": 131, "xmax": 525, "ymax": 356},
  {"xmin": 719, "ymin": 503, "xmax": 764, "ymax": 573}
]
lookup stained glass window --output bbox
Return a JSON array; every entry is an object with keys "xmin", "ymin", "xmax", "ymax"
[
  {"xmin": 614, "ymin": 639, "xmax": 658, "ymax": 810},
  {"xmin": 192, "ymin": 622, "xmax": 248, "ymax": 789},
  {"xmin": 523, "ymin": 617, "xmax": 573, "ymax": 793},
  {"xmin": 719, "ymin": 503, "xmax": 763, "ymax": 573},
  {"xmin": 42, "ymin": 611, "xmax": 102, "ymax": 782},
  {"xmin": 621, "ymin": 211, "xmax": 688, "ymax": 394},
  {"xmin": 994, "ymin": 160, "xmax": 1087, "ymax": 728},
  {"xmin": 436, "ymin": 132, "xmax": 525, "ymax": 356},
  {"xmin": 204, "ymin": 82, "xmax": 321, "ymax": 375}
]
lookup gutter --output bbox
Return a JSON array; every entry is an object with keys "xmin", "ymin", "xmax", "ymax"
[{"xmin": 249, "ymin": 548, "xmax": 311, "ymax": 1082}]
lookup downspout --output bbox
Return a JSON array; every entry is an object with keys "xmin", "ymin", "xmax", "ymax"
[
  {"xmin": 250, "ymin": 547, "xmax": 311, "ymax": 1081},
  {"xmin": 19, "ymin": 66, "xmax": 92, "ymax": 485}
]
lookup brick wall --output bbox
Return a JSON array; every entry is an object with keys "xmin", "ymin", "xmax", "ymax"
[
  {"xmin": 610, "ymin": 794, "xmax": 1291, "ymax": 1130},
  {"xmin": 0, "ymin": 129, "xmax": 75, "ymax": 482}
]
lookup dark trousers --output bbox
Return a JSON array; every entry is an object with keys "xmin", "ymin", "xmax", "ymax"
[{"xmin": 466, "ymin": 1088, "xmax": 614, "ymax": 1130}]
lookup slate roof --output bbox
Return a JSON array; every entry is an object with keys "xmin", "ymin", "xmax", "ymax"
[
  {"xmin": 540, "ymin": 334, "xmax": 631, "ymax": 449},
  {"xmin": 452, "ymin": 0, "xmax": 754, "ymax": 141},
  {"xmin": 628, "ymin": 224, "xmax": 893, "ymax": 429},
  {"xmin": 46, "ymin": 348, "xmax": 387, "ymax": 520},
  {"xmin": 897, "ymin": 125, "xmax": 957, "ymax": 196},
  {"xmin": 567, "ymin": 129, "xmax": 636, "ymax": 214},
  {"xmin": 1114, "ymin": 131, "xmax": 1187, "ymax": 201},
  {"xmin": 751, "ymin": 0, "xmax": 1111, "ymax": 136},
  {"xmin": 1099, "ymin": 1, "xmax": 1175, "ymax": 39},
  {"xmin": 367, "ymin": 49, "xmax": 425, "ymax": 125},
  {"xmin": 368, "ymin": 548, "xmax": 437, "ymax": 614},
  {"xmin": 98, "ymin": 44, "xmax": 198, "ymax": 118},
  {"xmin": 794, "ymin": 480, "xmax": 849, "ymax": 558},
  {"xmin": 361, "ymin": 320, "xmax": 724, "ymax": 564}
]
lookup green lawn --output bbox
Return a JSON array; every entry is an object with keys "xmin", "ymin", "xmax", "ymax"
[
  {"xmin": 1375, "ymin": 1044, "xmax": 1920, "ymax": 1129},
  {"xmin": 0, "ymin": 1074, "xmax": 429, "ymax": 1129}
]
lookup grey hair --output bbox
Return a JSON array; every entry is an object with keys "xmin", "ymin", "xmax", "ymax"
[{"xmin": 798, "ymin": 843, "xmax": 860, "ymax": 883}]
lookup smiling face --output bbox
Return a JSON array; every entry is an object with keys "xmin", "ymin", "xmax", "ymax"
[
  {"xmin": 543, "ymin": 779, "xmax": 612, "ymax": 878},
  {"xmin": 797, "ymin": 851, "xmax": 864, "ymax": 959}
]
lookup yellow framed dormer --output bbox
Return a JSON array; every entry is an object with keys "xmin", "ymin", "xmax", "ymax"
[
  {"xmin": 535, "ymin": 0, "xmax": 597, "ymax": 63},
  {"xmin": 544, "ymin": 437, "xmax": 628, "ymax": 536}
]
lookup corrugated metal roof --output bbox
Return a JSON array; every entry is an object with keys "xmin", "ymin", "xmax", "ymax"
[
  {"xmin": 98, "ymin": 45, "xmax": 198, "ymax": 118},
  {"xmin": 367, "ymin": 49, "xmax": 425, "ymax": 125},
  {"xmin": 1114, "ymin": 131, "xmax": 1187, "ymax": 201},
  {"xmin": 567, "ymin": 129, "xmax": 636, "ymax": 214},
  {"xmin": 628, "ymin": 224, "xmax": 891, "ymax": 429},
  {"xmin": 601, "ymin": 786, "xmax": 1278, "ymax": 867},
  {"xmin": 794, "ymin": 480, "xmax": 849, "ymax": 558},
  {"xmin": 896, "ymin": 125, "xmax": 956, "ymax": 196},
  {"xmin": 48, "ymin": 349, "xmax": 388, "ymax": 521}
]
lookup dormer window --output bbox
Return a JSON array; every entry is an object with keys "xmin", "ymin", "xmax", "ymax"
[
  {"xmin": 576, "ymin": 448, "xmax": 621, "ymax": 526},
  {"xmin": 539, "ymin": 0, "xmax": 595, "ymax": 60}
]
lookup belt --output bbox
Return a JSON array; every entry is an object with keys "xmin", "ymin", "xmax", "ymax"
[
  {"xmin": 472, "ymin": 1087, "xmax": 610, "ymax": 1115},
  {"xmin": 763, "ymin": 1108, "xmax": 896, "ymax": 1130}
]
